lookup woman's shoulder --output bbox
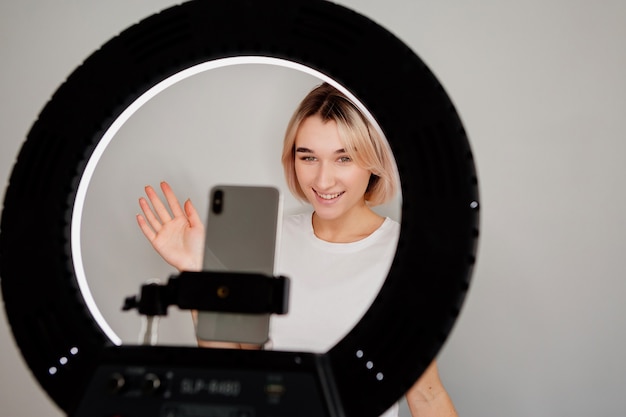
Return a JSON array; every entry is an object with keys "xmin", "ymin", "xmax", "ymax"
[
  {"xmin": 376, "ymin": 216, "xmax": 401, "ymax": 238},
  {"xmin": 281, "ymin": 212, "xmax": 314, "ymax": 240},
  {"xmin": 283, "ymin": 212, "xmax": 311, "ymax": 226}
]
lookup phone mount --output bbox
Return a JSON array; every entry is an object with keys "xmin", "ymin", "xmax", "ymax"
[
  {"xmin": 123, "ymin": 271, "xmax": 290, "ymax": 316},
  {"xmin": 122, "ymin": 271, "xmax": 290, "ymax": 345}
]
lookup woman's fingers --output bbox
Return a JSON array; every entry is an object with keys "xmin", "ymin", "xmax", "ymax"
[
  {"xmin": 144, "ymin": 184, "xmax": 173, "ymax": 223},
  {"xmin": 138, "ymin": 196, "xmax": 163, "ymax": 234},
  {"xmin": 160, "ymin": 181, "xmax": 185, "ymax": 218},
  {"xmin": 139, "ymin": 181, "xmax": 197, "ymax": 236},
  {"xmin": 184, "ymin": 198, "xmax": 203, "ymax": 228},
  {"xmin": 136, "ymin": 213, "xmax": 156, "ymax": 241}
]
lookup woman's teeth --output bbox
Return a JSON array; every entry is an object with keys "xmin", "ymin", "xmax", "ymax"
[{"xmin": 316, "ymin": 191, "xmax": 344, "ymax": 200}]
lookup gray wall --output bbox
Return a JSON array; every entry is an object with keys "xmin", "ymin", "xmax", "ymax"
[{"xmin": 2, "ymin": 1, "xmax": 626, "ymax": 416}]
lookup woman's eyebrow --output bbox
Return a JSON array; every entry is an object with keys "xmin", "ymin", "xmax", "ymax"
[{"xmin": 295, "ymin": 147, "xmax": 347, "ymax": 154}]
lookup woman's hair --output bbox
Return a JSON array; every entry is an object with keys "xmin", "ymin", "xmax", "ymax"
[{"xmin": 281, "ymin": 83, "xmax": 398, "ymax": 206}]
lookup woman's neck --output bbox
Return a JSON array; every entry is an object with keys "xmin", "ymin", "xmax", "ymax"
[{"xmin": 312, "ymin": 206, "xmax": 384, "ymax": 243}]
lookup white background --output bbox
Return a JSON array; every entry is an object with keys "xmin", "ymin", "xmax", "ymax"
[{"xmin": 2, "ymin": 1, "xmax": 626, "ymax": 416}]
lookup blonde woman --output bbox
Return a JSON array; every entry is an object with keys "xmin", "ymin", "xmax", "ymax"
[{"xmin": 137, "ymin": 83, "xmax": 457, "ymax": 417}]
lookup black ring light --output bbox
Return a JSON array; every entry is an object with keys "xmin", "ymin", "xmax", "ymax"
[{"xmin": 0, "ymin": 1, "xmax": 479, "ymax": 416}]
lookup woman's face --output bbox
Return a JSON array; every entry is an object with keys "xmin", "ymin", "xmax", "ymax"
[{"xmin": 294, "ymin": 114, "xmax": 372, "ymax": 222}]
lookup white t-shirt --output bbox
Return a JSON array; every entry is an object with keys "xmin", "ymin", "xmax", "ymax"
[{"xmin": 270, "ymin": 212, "xmax": 401, "ymax": 417}]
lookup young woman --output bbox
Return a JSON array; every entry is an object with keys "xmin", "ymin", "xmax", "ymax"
[{"xmin": 137, "ymin": 83, "xmax": 457, "ymax": 417}]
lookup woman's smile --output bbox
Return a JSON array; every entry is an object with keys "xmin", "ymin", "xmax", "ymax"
[{"xmin": 314, "ymin": 189, "xmax": 345, "ymax": 201}]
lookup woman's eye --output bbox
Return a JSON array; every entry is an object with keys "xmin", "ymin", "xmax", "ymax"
[
  {"xmin": 300, "ymin": 156, "xmax": 316, "ymax": 162},
  {"xmin": 338, "ymin": 156, "xmax": 352, "ymax": 163}
]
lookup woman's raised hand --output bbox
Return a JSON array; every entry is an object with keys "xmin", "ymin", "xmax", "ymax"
[{"xmin": 136, "ymin": 181, "xmax": 205, "ymax": 272}]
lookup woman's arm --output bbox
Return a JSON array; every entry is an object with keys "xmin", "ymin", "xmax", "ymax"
[{"xmin": 406, "ymin": 361, "xmax": 458, "ymax": 417}]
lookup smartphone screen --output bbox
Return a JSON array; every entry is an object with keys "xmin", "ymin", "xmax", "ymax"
[{"xmin": 196, "ymin": 185, "xmax": 281, "ymax": 345}]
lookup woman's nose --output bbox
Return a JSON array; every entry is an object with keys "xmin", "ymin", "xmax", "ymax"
[{"xmin": 315, "ymin": 163, "xmax": 336, "ymax": 189}]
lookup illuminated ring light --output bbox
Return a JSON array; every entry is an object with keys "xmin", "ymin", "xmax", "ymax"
[{"xmin": 0, "ymin": 1, "xmax": 479, "ymax": 416}]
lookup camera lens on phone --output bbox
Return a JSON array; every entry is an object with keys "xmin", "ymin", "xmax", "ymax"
[{"xmin": 212, "ymin": 189, "xmax": 224, "ymax": 214}]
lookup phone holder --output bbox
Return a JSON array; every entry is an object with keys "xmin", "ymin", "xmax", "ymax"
[
  {"xmin": 123, "ymin": 271, "xmax": 290, "ymax": 316},
  {"xmin": 122, "ymin": 271, "xmax": 290, "ymax": 345}
]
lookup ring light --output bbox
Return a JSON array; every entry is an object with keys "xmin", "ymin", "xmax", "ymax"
[{"xmin": 0, "ymin": 1, "xmax": 479, "ymax": 416}]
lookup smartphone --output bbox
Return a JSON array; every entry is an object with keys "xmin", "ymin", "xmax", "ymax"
[{"xmin": 196, "ymin": 185, "xmax": 281, "ymax": 345}]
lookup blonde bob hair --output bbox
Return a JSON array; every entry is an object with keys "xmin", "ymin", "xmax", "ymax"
[{"xmin": 281, "ymin": 83, "xmax": 398, "ymax": 206}]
